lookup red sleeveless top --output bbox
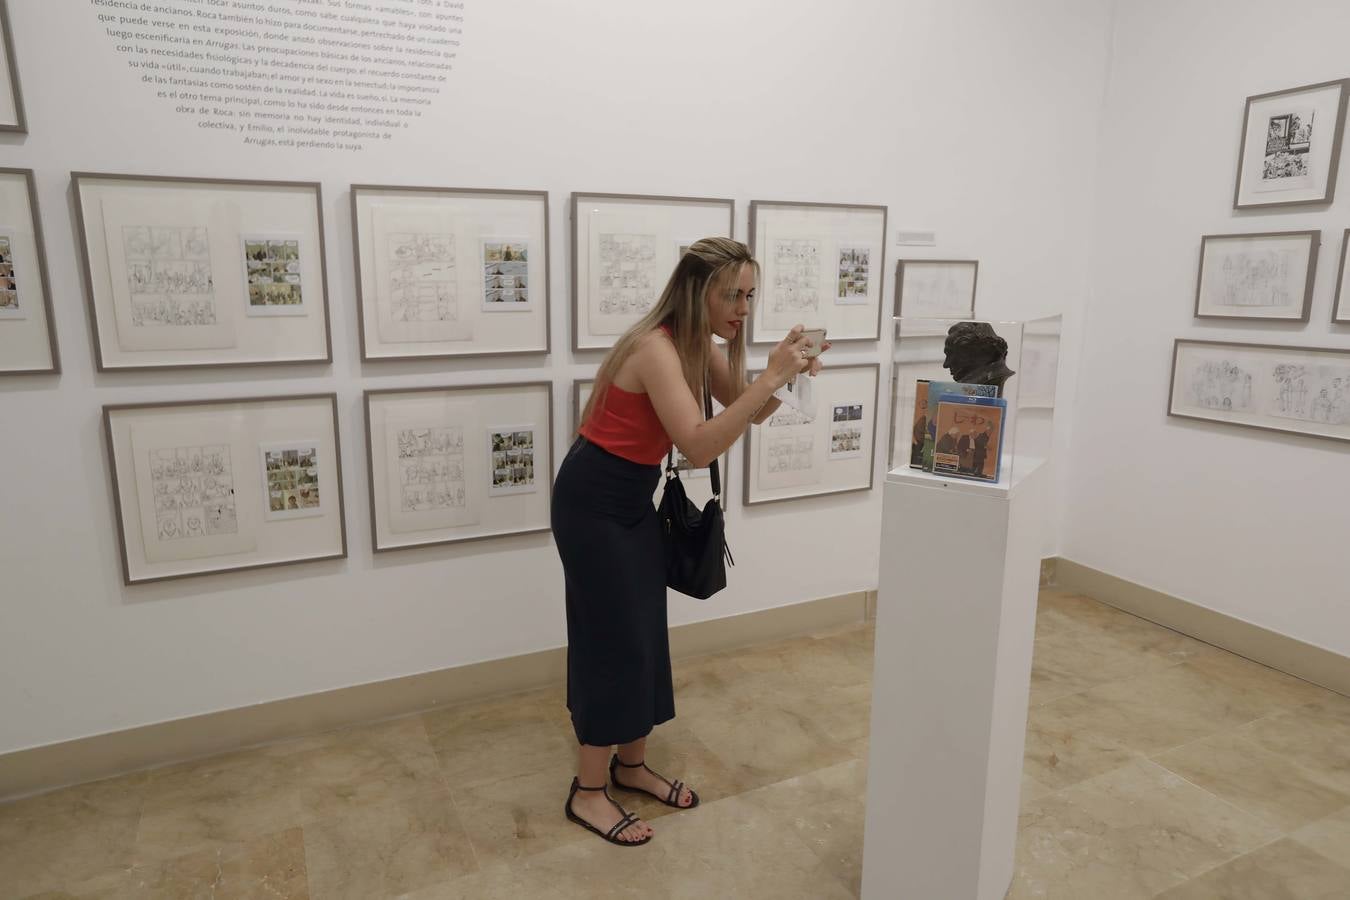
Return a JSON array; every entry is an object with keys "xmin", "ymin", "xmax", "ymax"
[{"xmin": 579, "ymin": 327, "xmax": 675, "ymax": 465}]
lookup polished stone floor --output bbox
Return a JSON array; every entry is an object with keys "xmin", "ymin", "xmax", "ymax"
[{"xmin": 4, "ymin": 588, "xmax": 1350, "ymax": 898}]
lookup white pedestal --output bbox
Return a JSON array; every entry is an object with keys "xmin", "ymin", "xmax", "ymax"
[{"xmin": 861, "ymin": 462, "xmax": 1047, "ymax": 900}]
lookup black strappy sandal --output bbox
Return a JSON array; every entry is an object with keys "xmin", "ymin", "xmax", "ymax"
[
  {"xmin": 564, "ymin": 777, "xmax": 652, "ymax": 847},
  {"xmin": 609, "ymin": 754, "xmax": 701, "ymax": 809}
]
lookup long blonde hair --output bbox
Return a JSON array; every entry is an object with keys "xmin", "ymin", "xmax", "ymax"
[{"xmin": 582, "ymin": 236, "xmax": 757, "ymax": 431}]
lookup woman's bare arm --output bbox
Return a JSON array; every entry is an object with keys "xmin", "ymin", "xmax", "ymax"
[{"xmin": 708, "ymin": 339, "xmax": 781, "ymax": 425}]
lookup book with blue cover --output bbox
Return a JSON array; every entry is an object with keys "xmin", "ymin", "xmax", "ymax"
[
  {"xmin": 913, "ymin": 380, "xmax": 998, "ymax": 472},
  {"xmin": 930, "ymin": 393, "xmax": 1007, "ymax": 482}
]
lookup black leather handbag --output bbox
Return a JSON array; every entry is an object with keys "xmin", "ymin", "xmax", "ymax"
[{"xmin": 658, "ymin": 381, "xmax": 734, "ymax": 599}]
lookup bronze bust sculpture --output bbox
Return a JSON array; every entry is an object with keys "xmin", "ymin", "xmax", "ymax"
[{"xmin": 943, "ymin": 322, "xmax": 1015, "ymax": 392}]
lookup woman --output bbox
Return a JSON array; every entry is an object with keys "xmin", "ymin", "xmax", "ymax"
[{"xmin": 553, "ymin": 236, "xmax": 829, "ymax": 846}]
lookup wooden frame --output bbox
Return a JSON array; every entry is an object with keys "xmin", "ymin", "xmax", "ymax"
[
  {"xmin": 0, "ymin": 1, "xmax": 26, "ymax": 134},
  {"xmin": 894, "ymin": 258, "xmax": 979, "ymax": 318},
  {"xmin": 1332, "ymin": 228, "xmax": 1350, "ymax": 324},
  {"xmin": 742, "ymin": 362, "xmax": 881, "ymax": 506},
  {"xmin": 1193, "ymin": 230, "xmax": 1318, "ymax": 322},
  {"xmin": 1167, "ymin": 338, "xmax": 1350, "ymax": 443},
  {"xmin": 569, "ymin": 191, "xmax": 734, "ymax": 351},
  {"xmin": 72, "ymin": 171, "xmax": 333, "ymax": 372},
  {"xmin": 103, "ymin": 392, "xmax": 349, "ymax": 585},
  {"xmin": 0, "ymin": 166, "xmax": 59, "ymax": 374},
  {"xmin": 747, "ymin": 199, "xmax": 889, "ymax": 346},
  {"xmin": 1233, "ymin": 78, "xmax": 1350, "ymax": 210},
  {"xmin": 363, "ymin": 381, "xmax": 555, "ymax": 552},
  {"xmin": 351, "ymin": 183, "xmax": 551, "ymax": 362}
]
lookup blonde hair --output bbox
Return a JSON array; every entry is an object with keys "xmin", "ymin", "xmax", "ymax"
[{"xmin": 582, "ymin": 236, "xmax": 756, "ymax": 431}]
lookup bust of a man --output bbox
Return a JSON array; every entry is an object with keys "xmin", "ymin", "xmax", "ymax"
[{"xmin": 943, "ymin": 322, "xmax": 1016, "ymax": 391}]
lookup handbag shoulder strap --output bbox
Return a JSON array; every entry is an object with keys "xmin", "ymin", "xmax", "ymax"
[{"xmin": 666, "ymin": 375, "xmax": 722, "ymax": 501}]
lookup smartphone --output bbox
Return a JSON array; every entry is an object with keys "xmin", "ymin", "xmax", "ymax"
[{"xmin": 801, "ymin": 327, "xmax": 827, "ymax": 358}]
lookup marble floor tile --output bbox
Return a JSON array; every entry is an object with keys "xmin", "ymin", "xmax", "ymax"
[
  {"xmin": 686, "ymin": 689, "xmax": 856, "ymax": 795},
  {"xmin": 1028, "ymin": 626, "xmax": 1175, "ymax": 707},
  {"xmin": 1022, "ymin": 701, "xmax": 1144, "ymax": 793},
  {"xmin": 1234, "ymin": 698, "xmax": 1350, "ymax": 793},
  {"xmin": 448, "ymin": 760, "xmax": 592, "ymax": 869},
  {"xmin": 1034, "ymin": 591, "xmax": 1215, "ymax": 665},
  {"xmin": 1291, "ymin": 804, "xmax": 1350, "ymax": 868},
  {"xmin": 735, "ymin": 761, "xmax": 867, "ymax": 894},
  {"xmin": 1010, "ymin": 760, "xmax": 1279, "ymax": 900},
  {"xmin": 0, "ymin": 773, "xmax": 148, "ymax": 897},
  {"xmin": 642, "ymin": 793, "xmax": 857, "ymax": 900},
  {"xmin": 1153, "ymin": 837, "xmax": 1350, "ymax": 899},
  {"xmin": 1183, "ymin": 649, "xmax": 1335, "ymax": 714},
  {"xmin": 302, "ymin": 789, "xmax": 477, "ymax": 900},
  {"xmin": 423, "ymin": 689, "xmax": 577, "ymax": 793},
  {"xmin": 1027, "ymin": 661, "xmax": 1277, "ymax": 758},
  {"xmin": 1153, "ymin": 731, "xmax": 1350, "ymax": 832},
  {"xmin": 28, "ymin": 826, "xmax": 311, "ymax": 900},
  {"xmin": 135, "ymin": 716, "xmax": 442, "ymax": 864}
]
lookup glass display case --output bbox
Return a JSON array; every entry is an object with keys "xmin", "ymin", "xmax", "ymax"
[{"xmin": 888, "ymin": 314, "xmax": 1062, "ymax": 487}]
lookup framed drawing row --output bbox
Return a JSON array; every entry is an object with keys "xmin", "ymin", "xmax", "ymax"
[
  {"xmin": 1190, "ymin": 228, "xmax": 1350, "ymax": 324},
  {"xmin": 1168, "ymin": 339, "xmax": 1350, "ymax": 443},
  {"xmin": 748, "ymin": 200, "xmax": 889, "ymax": 346},
  {"xmin": 74, "ymin": 172, "xmax": 335, "ymax": 371},
  {"xmin": 0, "ymin": 167, "xmax": 59, "ymax": 374},
  {"xmin": 104, "ymin": 369, "xmax": 889, "ymax": 582}
]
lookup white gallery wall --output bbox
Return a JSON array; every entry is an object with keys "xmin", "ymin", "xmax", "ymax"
[
  {"xmin": 1065, "ymin": 0, "xmax": 1350, "ymax": 658},
  {"xmin": 0, "ymin": 0, "xmax": 1111, "ymax": 755}
]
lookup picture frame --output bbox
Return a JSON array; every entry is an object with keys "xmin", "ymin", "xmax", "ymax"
[
  {"xmin": 570, "ymin": 192, "xmax": 734, "ymax": 351},
  {"xmin": 748, "ymin": 200, "xmax": 888, "ymax": 346},
  {"xmin": 894, "ymin": 259, "xmax": 978, "ymax": 318},
  {"xmin": 73, "ymin": 172, "xmax": 333, "ymax": 371},
  {"xmin": 103, "ymin": 393, "xmax": 348, "ymax": 585},
  {"xmin": 0, "ymin": 1, "xmax": 26, "ymax": 134},
  {"xmin": 1168, "ymin": 339, "xmax": 1350, "ymax": 443},
  {"xmin": 0, "ymin": 167, "xmax": 60, "ymax": 374},
  {"xmin": 572, "ymin": 377, "xmax": 730, "ymax": 511},
  {"xmin": 743, "ymin": 363, "xmax": 880, "ymax": 506},
  {"xmin": 364, "ymin": 381, "xmax": 554, "ymax": 552},
  {"xmin": 1332, "ymin": 229, "xmax": 1350, "ymax": 324},
  {"xmin": 1233, "ymin": 79, "xmax": 1349, "ymax": 210},
  {"xmin": 351, "ymin": 184, "xmax": 551, "ymax": 361},
  {"xmin": 1194, "ymin": 230, "xmax": 1318, "ymax": 322}
]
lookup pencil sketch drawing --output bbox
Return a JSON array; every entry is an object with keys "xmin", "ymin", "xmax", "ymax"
[
  {"xmin": 388, "ymin": 232, "xmax": 458, "ymax": 324},
  {"xmin": 396, "ymin": 425, "xmax": 467, "ymax": 512},
  {"xmin": 122, "ymin": 225, "xmax": 216, "ymax": 328},
  {"xmin": 766, "ymin": 434, "xmax": 816, "ymax": 473},
  {"xmin": 1184, "ymin": 358, "xmax": 1257, "ymax": 412},
  {"xmin": 596, "ymin": 232, "xmax": 658, "ymax": 318},
  {"xmin": 1208, "ymin": 246, "xmax": 1302, "ymax": 308},
  {"xmin": 770, "ymin": 238, "xmax": 821, "ymax": 315},
  {"xmin": 1269, "ymin": 363, "xmax": 1350, "ymax": 425},
  {"xmin": 148, "ymin": 444, "xmax": 238, "ymax": 541},
  {"xmin": 901, "ymin": 262, "xmax": 975, "ymax": 318}
]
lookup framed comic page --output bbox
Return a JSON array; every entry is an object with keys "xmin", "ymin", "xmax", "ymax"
[
  {"xmin": 572, "ymin": 377, "xmax": 729, "ymax": 510},
  {"xmin": 743, "ymin": 363, "xmax": 880, "ymax": 506},
  {"xmin": 73, "ymin": 173, "xmax": 333, "ymax": 371},
  {"xmin": 1332, "ymin": 229, "xmax": 1350, "ymax": 324},
  {"xmin": 894, "ymin": 259, "xmax": 978, "ymax": 318},
  {"xmin": 0, "ymin": 168, "xmax": 59, "ymax": 374},
  {"xmin": 103, "ymin": 393, "xmax": 348, "ymax": 585},
  {"xmin": 748, "ymin": 200, "xmax": 888, "ymax": 345},
  {"xmin": 1233, "ymin": 79, "xmax": 1349, "ymax": 210},
  {"xmin": 365, "ymin": 381, "xmax": 553, "ymax": 551},
  {"xmin": 1194, "ymin": 231, "xmax": 1318, "ymax": 321},
  {"xmin": 351, "ymin": 184, "xmax": 550, "ymax": 361},
  {"xmin": 1168, "ymin": 339, "xmax": 1350, "ymax": 443},
  {"xmin": 570, "ymin": 192, "xmax": 734, "ymax": 351},
  {"xmin": 0, "ymin": 1, "xmax": 26, "ymax": 134}
]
